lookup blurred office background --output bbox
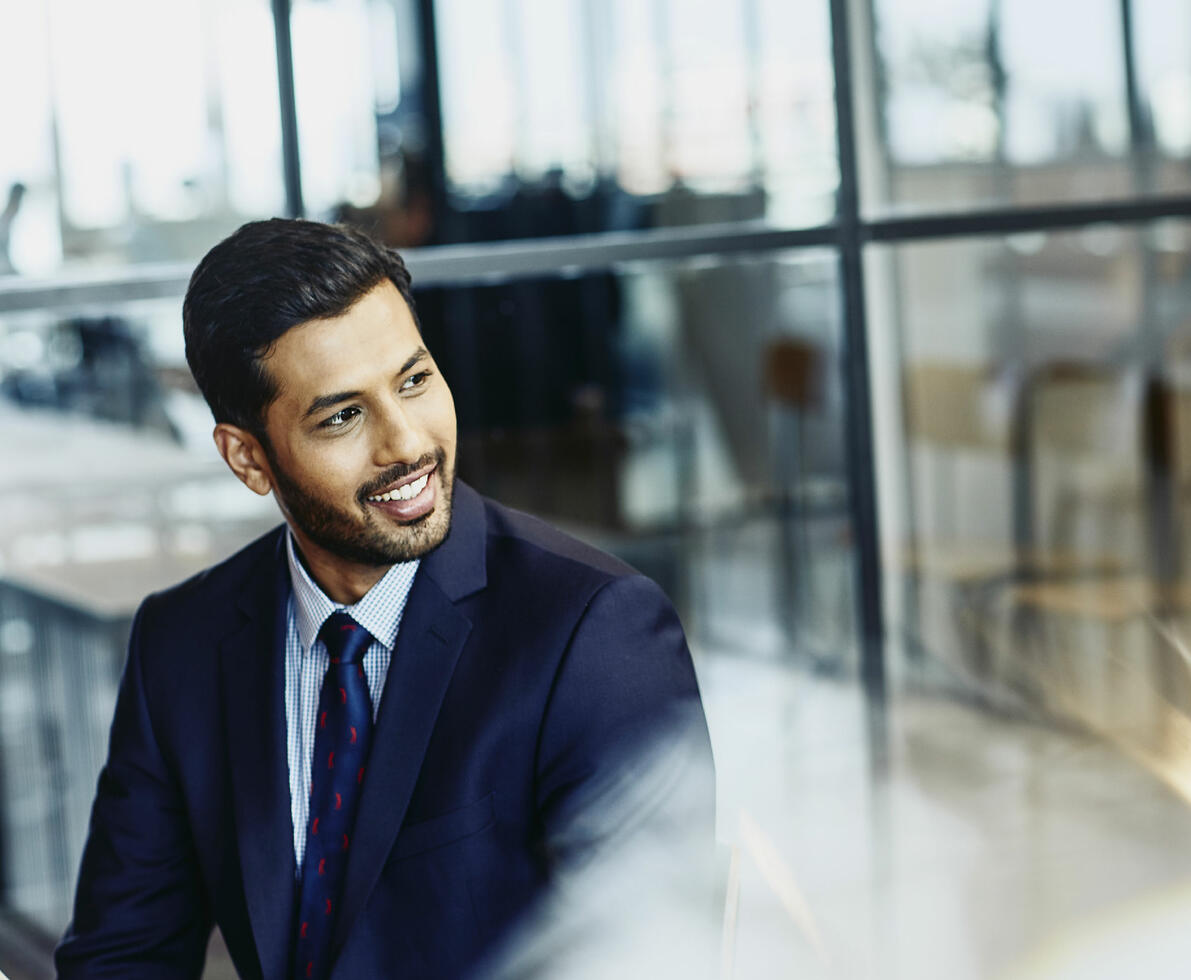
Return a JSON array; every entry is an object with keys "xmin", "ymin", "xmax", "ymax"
[{"xmin": 5, "ymin": 0, "xmax": 1191, "ymax": 976}]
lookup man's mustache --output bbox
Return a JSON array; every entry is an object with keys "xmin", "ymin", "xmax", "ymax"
[{"xmin": 357, "ymin": 448, "xmax": 444, "ymax": 502}]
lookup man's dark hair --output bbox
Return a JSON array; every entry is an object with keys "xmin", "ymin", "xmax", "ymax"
[{"xmin": 183, "ymin": 218, "xmax": 419, "ymax": 436}]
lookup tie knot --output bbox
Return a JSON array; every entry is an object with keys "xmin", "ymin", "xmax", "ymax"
[{"xmin": 318, "ymin": 612, "xmax": 372, "ymax": 665}]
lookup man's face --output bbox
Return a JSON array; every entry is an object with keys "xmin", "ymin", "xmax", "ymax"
[{"xmin": 258, "ymin": 280, "xmax": 457, "ymax": 571}]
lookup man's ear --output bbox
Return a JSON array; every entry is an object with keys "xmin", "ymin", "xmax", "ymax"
[{"xmin": 213, "ymin": 423, "xmax": 274, "ymax": 496}]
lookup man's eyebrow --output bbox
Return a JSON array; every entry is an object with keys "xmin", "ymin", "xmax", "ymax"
[
  {"xmin": 300, "ymin": 348, "xmax": 430, "ymax": 421},
  {"xmin": 400, "ymin": 347, "xmax": 429, "ymax": 375},
  {"xmin": 302, "ymin": 390, "xmax": 362, "ymax": 421}
]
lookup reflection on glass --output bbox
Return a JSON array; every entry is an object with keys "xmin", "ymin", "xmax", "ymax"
[
  {"xmin": 1135, "ymin": 0, "xmax": 1191, "ymax": 194},
  {"xmin": 291, "ymin": 0, "xmax": 384, "ymax": 217},
  {"xmin": 416, "ymin": 252, "xmax": 854, "ymax": 665},
  {"xmin": 433, "ymin": 0, "xmax": 838, "ymax": 237},
  {"xmin": 0, "ymin": 253, "xmax": 857, "ymax": 933},
  {"xmin": 871, "ymin": 220, "xmax": 1191, "ymax": 792},
  {"xmin": 0, "ymin": 292, "xmax": 281, "ymax": 929},
  {"xmin": 865, "ymin": 0, "xmax": 1191, "ymax": 212},
  {"xmin": 0, "ymin": 0, "xmax": 284, "ymax": 278},
  {"xmin": 0, "ymin": 3, "xmax": 58, "ymax": 274}
]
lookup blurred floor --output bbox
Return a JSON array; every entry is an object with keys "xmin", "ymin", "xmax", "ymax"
[
  {"xmin": 16, "ymin": 609, "xmax": 1191, "ymax": 980},
  {"xmin": 697, "ymin": 649, "xmax": 1191, "ymax": 980}
]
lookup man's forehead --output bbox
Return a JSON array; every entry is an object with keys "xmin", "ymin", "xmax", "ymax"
[
  {"xmin": 275, "ymin": 284, "xmax": 415, "ymax": 354},
  {"xmin": 262, "ymin": 286, "xmax": 424, "ymax": 405}
]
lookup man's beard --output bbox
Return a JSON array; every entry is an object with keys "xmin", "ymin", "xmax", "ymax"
[{"xmin": 267, "ymin": 445, "xmax": 455, "ymax": 566}]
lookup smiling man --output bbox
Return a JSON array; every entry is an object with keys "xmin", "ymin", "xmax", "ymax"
[
  {"xmin": 56, "ymin": 219, "xmax": 714, "ymax": 980},
  {"xmin": 215, "ymin": 279, "xmax": 457, "ymax": 597}
]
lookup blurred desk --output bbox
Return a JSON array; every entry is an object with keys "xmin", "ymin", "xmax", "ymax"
[{"xmin": 0, "ymin": 406, "xmax": 277, "ymax": 933}]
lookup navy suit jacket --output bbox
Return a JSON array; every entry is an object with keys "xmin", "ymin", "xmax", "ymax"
[{"xmin": 56, "ymin": 481, "xmax": 714, "ymax": 979}]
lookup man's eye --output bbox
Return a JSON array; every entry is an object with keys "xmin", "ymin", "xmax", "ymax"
[
  {"xmin": 401, "ymin": 371, "xmax": 430, "ymax": 391},
  {"xmin": 321, "ymin": 406, "xmax": 360, "ymax": 428}
]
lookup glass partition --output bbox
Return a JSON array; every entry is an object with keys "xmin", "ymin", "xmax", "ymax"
[
  {"xmin": 418, "ymin": 251, "xmax": 855, "ymax": 665},
  {"xmin": 869, "ymin": 219, "xmax": 1191, "ymax": 773},
  {"xmin": 9, "ymin": 2, "xmax": 1191, "ymax": 975},
  {"xmin": 0, "ymin": 248, "xmax": 859, "ymax": 938},
  {"xmin": 431, "ymin": 0, "xmax": 838, "ymax": 241},
  {"xmin": 0, "ymin": 294, "xmax": 277, "ymax": 930},
  {"xmin": 1135, "ymin": 0, "xmax": 1191, "ymax": 194},
  {"xmin": 864, "ymin": 0, "xmax": 1191, "ymax": 215},
  {"xmin": 0, "ymin": 0, "xmax": 285, "ymax": 280}
]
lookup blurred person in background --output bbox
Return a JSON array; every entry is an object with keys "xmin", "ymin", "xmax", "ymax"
[
  {"xmin": 54, "ymin": 218, "xmax": 715, "ymax": 979},
  {"xmin": 0, "ymin": 182, "xmax": 26, "ymax": 275}
]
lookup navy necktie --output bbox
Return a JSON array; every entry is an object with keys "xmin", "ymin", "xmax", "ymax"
[{"xmin": 293, "ymin": 611, "xmax": 375, "ymax": 980}]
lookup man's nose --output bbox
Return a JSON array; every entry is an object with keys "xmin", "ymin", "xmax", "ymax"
[{"xmin": 372, "ymin": 397, "xmax": 421, "ymax": 465}]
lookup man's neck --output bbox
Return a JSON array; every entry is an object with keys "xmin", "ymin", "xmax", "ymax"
[{"xmin": 289, "ymin": 531, "xmax": 390, "ymax": 605}]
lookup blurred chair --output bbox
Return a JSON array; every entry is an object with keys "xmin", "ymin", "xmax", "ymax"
[
  {"xmin": 987, "ymin": 362, "xmax": 1172, "ymax": 732},
  {"xmin": 900, "ymin": 361, "xmax": 1136, "ymax": 692},
  {"xmin": 1013, "ymin": 362, "xmax": 1145, "ymax": 571},
  {"xmin": 900, "ymin": 361, "xmax": 1022, "ymax": 683}
]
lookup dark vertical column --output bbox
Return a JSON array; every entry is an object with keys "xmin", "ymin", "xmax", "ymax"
[
  {"xmin": 1120, "ymin": 0, "xmax": 1175, "ymax": 592},
  {"xmin": 984, "ymin": 0, "xmax": 1033, "ymax": 564},
  {"xmin": 271, "ymin": 0, "xmax": 304, "ymax": 218},
  {"xmin": 413, "ymin": 0, "xmax": 450, "ymax": 243},
  {"xmin": 1120, "ymin": 0, "xmax": 1153, "ymax": 170},
  {"xmin": 829, "ymin": 0, "xmax": 887, "ymax": 746}
]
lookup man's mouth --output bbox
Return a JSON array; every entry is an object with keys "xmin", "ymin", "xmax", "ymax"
[
  {"xmin": 363, "ymin": 461, "xmax": 438, "ymax": 522},
  {"xmin": 366, "ymin": 471, "xmax": 431, "ymax": 503}
]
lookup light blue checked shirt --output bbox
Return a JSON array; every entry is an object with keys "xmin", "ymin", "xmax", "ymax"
[{"xmin": 284, "ymin": 531, "xmax": 420, "ymax": 871}]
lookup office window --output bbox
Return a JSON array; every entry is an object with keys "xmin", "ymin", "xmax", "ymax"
[
  {"xmin": 415, "ymin": 250, "xmax": 855, "ymax": 666},
  {"xmin": 869, "ymin": 220, "xmax": 1191, "ymax": 767},
  {"xmin": 865, "ymin": 0, "xmax": 1178, "ymax": 213},
  {"xmin": 7, "ymin": 1, "xmax": 1191, "ymax": 971},
  {"xmin": 290, "ymin": 0, "xmax": 391, "ymax": 217},
  {"xmin": 1135, "ymin": 0, "xmax": 1191, "ymax": 193},
  {"xmin": 0, "ymin": 2, "xmax": 59, "ymax": 275},
  {"xmin": 433, "ymin": 0, "xmax": 837, "ymax": 238},
  {"xmin": 0, "ymin": 0, "xmax": 285, "ymax": 277}
]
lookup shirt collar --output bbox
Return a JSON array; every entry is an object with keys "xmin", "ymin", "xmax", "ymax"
[{"xmin": 286, "ymin": 530, "xmax": 420, "ymax": 654}]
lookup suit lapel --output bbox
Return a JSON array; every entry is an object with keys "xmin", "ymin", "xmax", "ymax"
[
  {"xmin": 330, "ymin": 576, "xmax": 472, "ymax": 955},
  {"xmin": 330, "ymin": 480, "xmax": 488, "ymax": 958},
  {"xmin": 221, "ymin": 531, "xmax": 296, "ymax": 980}
]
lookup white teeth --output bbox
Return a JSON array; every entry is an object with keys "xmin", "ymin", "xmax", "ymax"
[{"xmin": 369, "ymin": 472, "xmax": 429, "ymax": 503}]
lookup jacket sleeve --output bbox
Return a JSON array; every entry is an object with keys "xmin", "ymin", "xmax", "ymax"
[
  {"xmin": 506, "ymin": 574, "xmax": 718, "ymax": 978},
  {"xmin": 55, "ymin": 600, "xmax": 211, "ymax": 979},
  {"xmin": 534, "ymin": 572, "xmax": 716, "ymax": 869}
]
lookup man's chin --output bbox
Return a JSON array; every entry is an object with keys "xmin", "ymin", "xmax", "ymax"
[
  {"xmin": 280, "ymin": 466, "xmax": 455, "ymax": 569},
  {"xmin": 366, "ymin": 482, "xmax": 454, "ymax": 562}
]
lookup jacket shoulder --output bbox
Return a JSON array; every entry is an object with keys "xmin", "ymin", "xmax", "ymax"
[
  {"xmin": 136, "ymin": 524, "xmax": 285, "ymax": 631},
  {"xmin": 479, "ymin": 495, "xmax": 640, "ymax": 587}
]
